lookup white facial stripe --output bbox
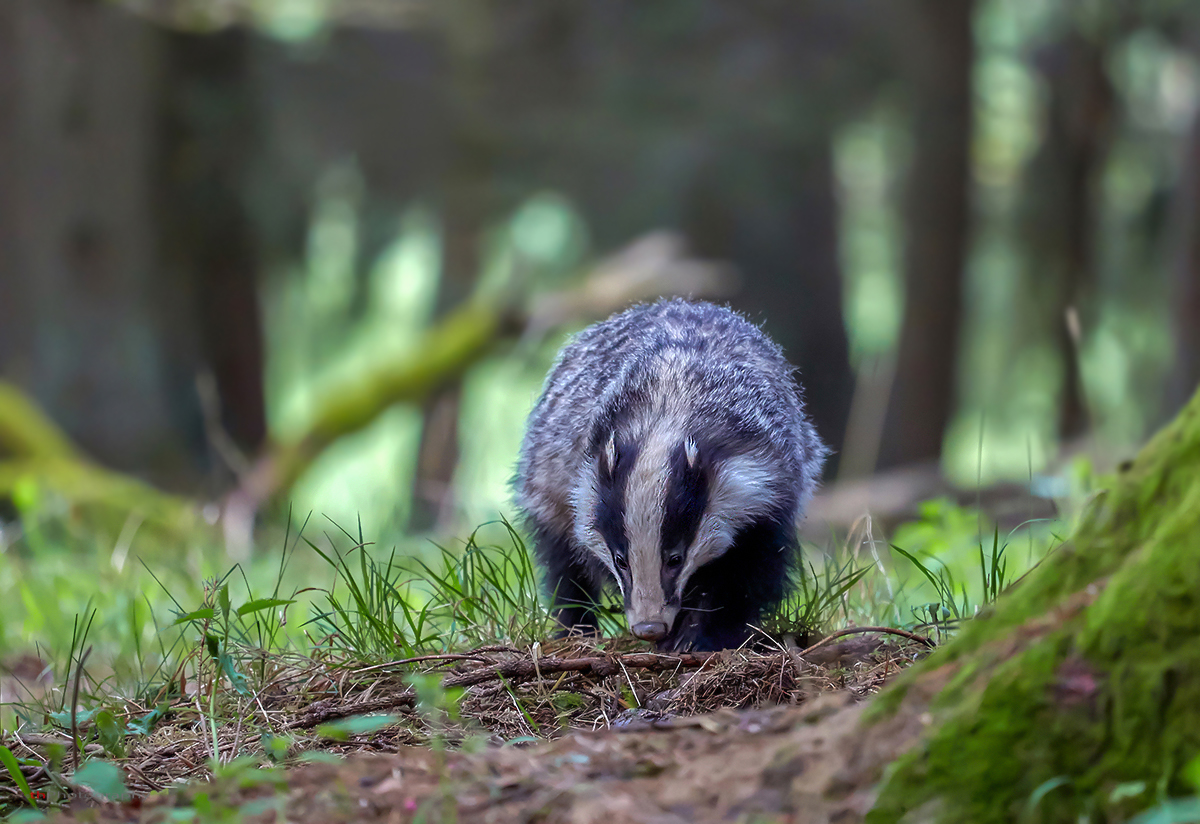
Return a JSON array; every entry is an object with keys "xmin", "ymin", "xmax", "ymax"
[
  {"xmin": 571, "ymin": 458, "xmax": 624, "ymax": 594},
  {"xmin": 579, "ymin": 418, "xmax": 779, "ymax": 632},
  {"xmin": 604, "ymin": 431, "xmax": 617, "ymax": 472},
  {"xmin": 676, "ymin": 452, "xmax": 778, "ymax": 597},
  {"xmin": 623, "ymin": 427, "xmax": 674, "ymax": 624},
  {"xmin": 677, "ymin": 513, "xmax": 735, "ymax": 595},
  {"xmin": 711, "ymin": 453, "xmax": 779, "ymax": 524}
]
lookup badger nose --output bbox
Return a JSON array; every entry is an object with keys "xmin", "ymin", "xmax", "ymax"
[{"xmin": 631, "ymin": 621, "xmax": 669, "ymax": 642}]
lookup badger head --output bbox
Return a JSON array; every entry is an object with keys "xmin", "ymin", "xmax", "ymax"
[{"xmin": 572, "ymin": 426, "xmax": 783, "ymax": 644}]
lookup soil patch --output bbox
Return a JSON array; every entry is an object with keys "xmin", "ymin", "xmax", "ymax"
[{"xmin": 16, "ymin": 633, "xmax": 931, "ymax": 822}]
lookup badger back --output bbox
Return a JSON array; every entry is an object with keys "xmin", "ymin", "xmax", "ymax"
[{"xmin": 517, "ymin": 299, "xmax": 825, "ymax": 579}]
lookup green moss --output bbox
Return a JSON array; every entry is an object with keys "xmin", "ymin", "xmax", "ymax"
[
  {"xmin": 867, "ymin": 388, "xmax": 1200, "ymax": 823},
  {"xmin": 0, "ymin": 380, "xmax": 205, "ymax": 544},
  {"xmin": 0, "ymin": 380, "xmax": 81, "ymax": 460},
  {"xmin": 267, "ymin": 299, "xmax": 506, "ymax": 496}
]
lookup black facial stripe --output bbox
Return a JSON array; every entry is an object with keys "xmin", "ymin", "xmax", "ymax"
[
  {"xmin": 660, "ymin": 440, "xmax": 709, "ymax": 554},
  {"xmin": 594, "ymin": 438, "xmax": 639, "ymax": 564},
  {"xmin": 706, "ymin": 411, "xmax": 769, "ymax": 457}
]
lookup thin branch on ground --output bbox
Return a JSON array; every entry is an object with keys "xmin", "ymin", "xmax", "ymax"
[
  {"xmin": 352, "ymin": 653, "xmax": 498, "ymax": 674},
  {"xmin": 797, "ymin": 626, "xmax": 934, "ymax": 659},
  {"xmin": 288, "ymin": 651, "xmax": 715, "ymax": 730}
]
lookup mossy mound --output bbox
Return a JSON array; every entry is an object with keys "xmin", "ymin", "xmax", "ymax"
[{"xmin": 867, "ymin": 392, "xmax": 1200, "ymax": 822}]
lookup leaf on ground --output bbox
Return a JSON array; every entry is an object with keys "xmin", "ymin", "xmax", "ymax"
[{"xmin": 72, "ymin": 760, "xmax": 129, "ymax": 802}]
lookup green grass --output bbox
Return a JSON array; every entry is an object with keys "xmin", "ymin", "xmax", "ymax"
[
  {"xmin": 304, "ymin": 516, "xmax": 575, "ymax": 660},
  {"xmin": 0, "ymin": 500, "xmax": 1065, "ymax": 686},
  {"xmin": 0, "ymin": 498, "xmax": 1065, "ymax": 816}
]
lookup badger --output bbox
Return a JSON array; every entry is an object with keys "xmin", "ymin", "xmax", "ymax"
[{"xmin": 515, "ymin": 298, "xmax": 827, "ymax": 651}]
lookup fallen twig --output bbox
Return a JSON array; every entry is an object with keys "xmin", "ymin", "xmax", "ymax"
[
  {"xmin": 352, "ymin": 653, "xmax": 497, "ymax": 674},
  {"xmin": 70, "ymin": 647, "xmax": 93, "ymax": 773},
  {"xmin": 442, "ymin": 651, "xmax": 715, "ymax": 689},
  {"xmin": 797, "ymin": 627, "xmax": 934, "ymax": 660},
  {"xmin": 287, "ymin": 651, "xmax": 715, "ymax": 730}
]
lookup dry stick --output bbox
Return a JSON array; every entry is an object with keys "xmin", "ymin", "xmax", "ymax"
[
  {"xmin": 797, "ymin": 626, "xmax": 934, "ymax": 659},
  {"xmin": 14, "ymin": 732, "xmax": 101, "ymax": 755},
  {"xmin": 353, "ymin": 653, "xmax": 496, "ymax": 674},
  {"xmin": 287, "ymin": 652, "xmax": 715, "ymax": 730},
  {"xmin": 70, "ymin": 646, "xmax": 92, "ymax": 774},
  {"xmin": 441, "ymin": 652, "xmax": 714, "ymax": 689}
]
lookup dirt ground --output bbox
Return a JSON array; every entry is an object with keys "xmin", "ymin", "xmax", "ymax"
[
  {"xmin": 26, "ymin": 635, "xmax": 934, "ymax": 823},
  {"xmin": 46, "ymin": 694, "xmax": 931, "ymax": 824}
]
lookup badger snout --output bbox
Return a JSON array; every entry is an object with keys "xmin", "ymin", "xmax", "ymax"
[{"xmin": 631, "ymin": 621, "xmax": 670, "ymax": 641}]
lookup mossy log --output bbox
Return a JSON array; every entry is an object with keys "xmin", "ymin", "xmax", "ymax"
[
  {"xmin": 237, "ymin": 298, "xmax": 515, "ymax": 509},
  {"xmin": 238, "ymin": 233, "xmax": 734, "ymax": 509},
  {"xmin": 865, "ymin": 388, "xmax": 1200, "ymax": 822},
  {"xmin": 0, "ymin": 381, "xmax": 82, "ymax": 461},
  {"xmin": 0, "ymin": 380, "xmax": 202, "ymax": 540}
]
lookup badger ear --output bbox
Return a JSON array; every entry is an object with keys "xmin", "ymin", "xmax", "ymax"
[
  {"xmin": 684, "ymin": 437, "xmax": 700, "ymax": 470},
  {"xmin": 602, "ymin": 431, "xmax": 618, "ymax": 474}
]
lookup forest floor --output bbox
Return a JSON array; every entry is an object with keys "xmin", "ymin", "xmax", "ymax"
[{"xmin": 30, "ymin": 633, "xmax": 932, "ymax": 823}]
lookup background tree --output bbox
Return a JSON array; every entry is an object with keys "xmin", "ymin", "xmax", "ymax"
[
  {"xmin": 877, "ymin": 0, "xmax": 975, "ymax": 470},
  {"xmin": 0, "ymin": 0, "xmax": 185, "ymax": 481},
  {"xmin": 2, "ymin": 0, "xmax": 1199, "ymax": 540},
  {"xmin": 155, "ymin": 26, "xmax": 265, "ymax": 483}
]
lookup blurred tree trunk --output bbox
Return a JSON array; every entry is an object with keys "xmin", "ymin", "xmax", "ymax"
[
  {"xmin": 0, "ymin": 0, "xmax": 189, "ymax": 479},
  {"xmin": 154, "ymin": 28, "xmax": 266, "ymax": 476},
  {"xmin": 0, "ymin": 3, "xmax": 25, "ymax": 390},
  {"xmin": 685, "ymin": 141, "xmax": 853, "ymax": 474},
  {"xmin": 252, "ymin": 27, "xmax": 445, "ymax": 328},
  {"xmin": 410, "ymin": 3, "xmax": 496, "ymax": 532},
  {"xmin": 1021, "ymin": 33, "xmax": 1112, "ymax": 441},
  {"xmin": 1167, "ymin": 101, "xmax": 1200, "ymax": 417},
  {"xmin": 876, "ymin": 0, "xmax": 974, "ymax": 470}
]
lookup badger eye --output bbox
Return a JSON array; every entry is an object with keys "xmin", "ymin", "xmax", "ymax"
[
  {"xmin": 666, "ymin": 553, "xmax": 683, "ymax": 569},
  {"xmin": 613, "ymin": 554, "xmax": 629, "ymax": 572}
]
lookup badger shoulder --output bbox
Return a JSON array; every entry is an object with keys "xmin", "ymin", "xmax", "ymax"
[{"xmin": 516, "ymin": 298, "xmax": 825, "ymax": 518}]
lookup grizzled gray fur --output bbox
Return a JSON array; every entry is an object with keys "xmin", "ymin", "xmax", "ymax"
[{"xmin": 515, "ymin": 298, "xmax": 826, "ymax": 651}]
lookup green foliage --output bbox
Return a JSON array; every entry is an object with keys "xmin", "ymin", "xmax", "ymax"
[
  {"xmin": 160, "ymin": 556, "xmax": 302, "ymax": 698},
  {"xmin": 316, "ymin": 714, "xmax": 405, "ymax": 742},
  {"xmin": 0, "ymin": 493, "xmax": 1066, "ymax": 817},
  {"xmin": 136, "ymin": 757, "xmax": 289, "ymax": 823},
  {"xmin": 764, "ymin": 501, "xmax": 1055, "ymax": 648},
  {"xmin": 886, "ymin": 499, "xmax": 1057, "ymax": 636},
  {"xmin": 1120, "ymin": 755, "xmax": 1200, "ymax": 823},
  {"xmin": 0, "ymin": 510, "xmax": 333, "ymax": 734},
  {"xmin": 306, "ymin": 517, "xmax": 578, "ymax": 660},
  {"xmin": 765, "ymin": 550, "xmax": 873, "ymax": 639},
  {"xmin": 0, "ymin": 745, "xmax": 35, "ymax": 806},
  {"xmin": 868, "ymin": 391, "xmax": 1200, "ymax": 824},
  {"xmin": 70, "ymin": 760, "xmax": 128, "ymax": 802}
]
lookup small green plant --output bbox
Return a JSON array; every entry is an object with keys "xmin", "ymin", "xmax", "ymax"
[
  {"xmin": 1125, "ymin": 754, "xmax": 1200, "ymax": 824},
  {"xmin": 407, "ymin": 672, "xmax": 466, "ymax": 745},
  {"xmin": 303, "ymin": 517, "xmax": 436, "ymax": 659},
  {"xmin": 307, "ymin": 517, "xmax": 576, "ymax": 660},
  {"xmin": 316, "ymin": 713, "xmax": 405, "ymax": 743},
  {"xmin": 405, "ymin": 672, "xmax": 470, "ymax": 824},
  {"xmin": 70, "ymin": 759, "xmax": 129, "ymax": 802},
  {"xmin": 887, "ymin": 500, "xmax": 1053, "ymax": 635},
  {"xmin": 765, "ymin": 550, "xmax": 872, "ymax": 639},
  {"xmin": 0, "ymin": 744, "xmax": 37, "ymax": 807}
]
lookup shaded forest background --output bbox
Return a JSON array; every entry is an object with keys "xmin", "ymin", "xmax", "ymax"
[{"xmin": 2, "ymin": 0, "xmax": 1198, "ymax": 555}]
